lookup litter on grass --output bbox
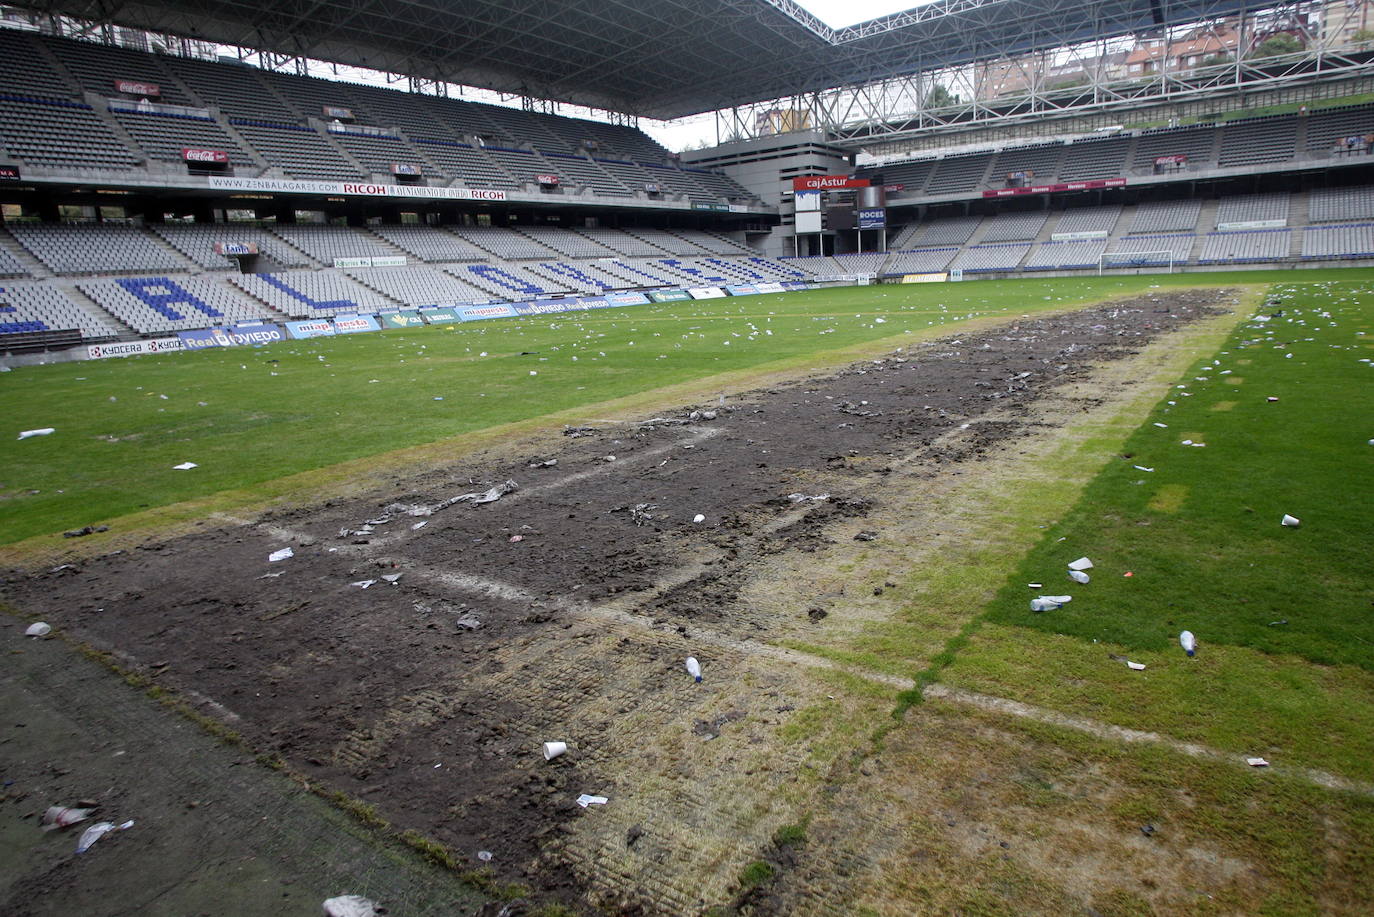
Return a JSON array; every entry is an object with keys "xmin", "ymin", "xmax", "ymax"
[
  {"xmin": 172, "ymin": 462, "xmax": 198, "ymax": 470},
  {"xmin": 25, "ymin": 622, "xmax": 51, "ymax": 637},
  {"xmin": 1247, "ymin": 757, "xmax": 1270, "ymax": 767},
  {"xmin": 350, "ymin": 580, "xmax": 376, "ymax": 589},
  {"xmin": 17, "ymin": 428, "xmax": 55, "ymax": 440},
  {"xmin": 1180, "ymin": 630, "xmax": 1197, "ymax": 657},
  {"xmin": 76, "ymin": 820, "xmax": 133, "ymax": 853},
  {"xmin": 1127, "ymin": 661, "xmax": 1147, "ymax": 671},
  {"xmin": 42, "ymin": 806, "xmax": 94, "ymax": 831},
  {"xmin": 381, "ymin": 573, "xmax": 403, "ymax": 584},
  {"xmin": 322, "ymin": 895, "xmax": 381, "ymax": 917},
  {"xmin": 268, "ymin": 547, "xmax": 294, "ymax": 562},
  {"xmin": 1068, "ymin": 557, "xmax": 1093, "ymax": 571},
  {"xmin": 692, "ymin": 514, "xmax": 706, "ymax": 523},
  {"xmin": 685, "ymin": 656, "xmax": 703, "ymax": 682},
  {"xmin": 1281, "ymin": 514, "xmax": 1301, "ymax": 527},
  {"xmin": 1069, "ymin": 570, "xmax": 1090, "ymax": 584},
  {"xmin": 576, "ymin": 794, "xmax": 609, "ymax": 808},
  {"xmin": 543, "ymin": 741, "xmax": 567, "ymax": 761}
]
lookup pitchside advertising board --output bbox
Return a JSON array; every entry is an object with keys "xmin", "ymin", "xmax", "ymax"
[
  {"xmin": 286, "ymin": 320, "xmax": 336, "ymax": 339},
  {"xmin": 380, "ymin": 311, "xmax": 425, "ymax": 329},
  {"xmin": 178, "ymin": 322, "xmax": 286, "ymax": 349},
  {"xmin": 206, "ymin": 176, "xmax": 508, "ymax": 202},
  {"xmin": 647, "ymin": 290, "xmax": 691, "ymax": 303},
  {"xmin": 333, "ymin": 314, "xmax": 382, "ymax": 334},
  {"xmin": 87, "ymin": 337, "xmax": 183, "ymax": 359}
]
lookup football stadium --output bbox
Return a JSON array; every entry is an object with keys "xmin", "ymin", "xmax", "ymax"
[{"xmin": 2, "ymin": 0, "xmax": 1373, "ymax": 913}]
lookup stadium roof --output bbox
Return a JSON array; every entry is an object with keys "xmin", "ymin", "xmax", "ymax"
[{"xmin": 21, "ymin": 0, "xmax": 1252, "ymax": 119}]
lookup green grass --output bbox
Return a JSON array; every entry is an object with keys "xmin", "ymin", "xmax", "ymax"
[
  {"xmin": 1, "ymin": 271, "xmax": 1312, "ymax": 546},
  {"xmin": 983, "ymin": 280, "xmax": 1374, "ymax": 667},
  {"xmin": 940, "ymin": 278, "xmax": 1374, "ymax": 779}
]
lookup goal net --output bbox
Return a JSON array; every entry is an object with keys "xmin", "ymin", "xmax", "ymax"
[{"xmin": 1098, "ymin": 250, "xmax": 1174, "ymax": 274}]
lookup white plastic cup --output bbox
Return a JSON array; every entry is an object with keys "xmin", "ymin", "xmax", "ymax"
[{"xmin": 542, "ymin": 741, "xmax": 567, "ymax": 761}]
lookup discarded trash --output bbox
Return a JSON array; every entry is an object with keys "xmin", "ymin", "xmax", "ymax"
[
  {"xmin": 692, "ymin": 514, "xmax": 706, "ymax": 523},
  {"xmin": 454, "ymin": 613, "xmax": 483, "ymax": 631},
  {"xmin": 1140, "ymin": 824, "xmax": 1156, "ymax": 837},
  {"xmin": 63, "ymin": 525, "xmax": 109, "ymax": 538},
  {"xmin": 786, "ymin": 493, "xmax": 830, "ymax": 504},
  {"xmin": 685, "ymin": 656, "xmax": 702, "ymax": 683},
  {"xmin": 172, "ymin": 462, "xmax": 198, "ymax": 470},
  {"xmin": 350, "ymin": 580, "xmax": 376, "ymax": 589},
  {"xmin": 1123, "ymin": 571, "xmax": 1134, "ymax": 577},
  {"xmin": 1069, "ymin": 570, "xmax": 1090, "ymax": 584},
  {"xmin": 1267, "ymin": 396, "xmax": 1279, "ymax": 402},
  {"xmin": 477, "ymin": 850, "xmax": 493, "ymax": 862},
  {"xmin": 1067, "ymin": 557, "xmax": 1093, "ymax": 571},
  {"xmin": 24, "ymin": 622, "xmax": 51, "ymax": 637},
  {"xmin": 528, "ymin": 458, "xmax": 558, "ymax": 468},
  {"xmin": 604, "ymin": 455, "xmax": 616, "ymax": 463},
  {"xmin": 1281, "ymin": 514, "xmax": 1301, "ymax": 527},
  {"xmin": 17, "ymin": 428, "xmax": 55, "ymax": 440},
  {"xmin": 1029, "ymin": 598, "xmax": 1059, "ymax": 612},
  {"xmin": 1027, "ymin": 582, "xmax": 1043, "ymax": 589},
  {"xmin": 42, "ymin": 806, "xmax": 94, "ymax": 831},
  {"xmin": 543, "ymin": 741, "xmax": 567, "ymax": 761},
  {"xmin": 509, "ymin": 534, "xmax": 524, "ymax": 543},
  {"xmin": 853, "ymin": 531, "xmax": 878, "ymax": 542},
  {"xmin": 268, "ymin": 547, "xmax": 294, "ymax": 562},
  {"xmin": 76, "ymin": 820, "xmax": 133, "ymax": 853},
  {"xmin": 381, "ymin": 573, "xmax": 403, "ymax": 584},
  {"xmin": 1152, "ymin": 422, "xmax": 1168, "ymax": 428},
  {"xmin": 1180, "ymin": 630, "xmax": 1197, "ymax": 657},
  {"xmin": 1043, "ymin": 595, "xmax": 1072, "ymax": 604},
  {"xmin": 1133, "ymin": 465, "xmax": 1154, "ymax": 472},
  {"xmin": 322, "ymin": 895, "xmax": 381, "ymax": 917},
  {"xmin": 1127, "ymin": 661, "xmax": 1146, "ymax": 671},
  {"xmin": 1246, "ymin": 757, "xmax": 1270, "ymax": 767},
  {"xmin": 576, "ymin": 794, "xmax": 608, "ymax": 808}
]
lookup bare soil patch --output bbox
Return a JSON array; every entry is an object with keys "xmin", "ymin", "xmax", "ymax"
[{"xmin": 1, "ymin": 290, "xmax": 1231, "ymax": 913}]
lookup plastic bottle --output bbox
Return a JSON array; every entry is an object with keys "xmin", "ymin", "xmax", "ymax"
[
  {"xmin": 685, "ymin": 656, "xmax": 702, "ymax": 683},
  {"xmin": 1180, "ymin": 630, "xmax": 1197, "ymax": 657},
  {"xmin": 1069, "ymin": 570, "xmax": 1090, "ymax": 584}
]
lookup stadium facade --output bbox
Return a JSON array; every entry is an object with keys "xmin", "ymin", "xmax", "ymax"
[{"xmin": 1, "ymin": 0, "xmax": 1373, "ymax": 360}]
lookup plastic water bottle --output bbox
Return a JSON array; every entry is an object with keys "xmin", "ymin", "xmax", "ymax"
[
  {"xmin": 685, "ymin": 656, "xmax": 702, "ymax": 683},
  {"xmin": 1069, "ymin": 570, "xmax": 1090, "ymax": 584},
  {"xmin": 1179, "ymin": 630, "xmax": 1197, "ymax": 657}
]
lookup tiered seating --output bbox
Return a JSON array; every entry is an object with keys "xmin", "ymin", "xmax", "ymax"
[
  {"xmin": 1215, "ymin": 193, "xmax": 1289, "ymax": 226},
  {"xmin": 9, "ymin": 223, "xmax": 187, "ymax": 275},
  {"xmin": 885, "ymin": 248, "xmax": 958, "ymax": 274},
  {"xmin": 625, "ymin": 229, "xmax": 707, "ymax": 255},
  {"xmin": 887, "ymin": 222, "xmax": 922, "ymax": 249},
  {"xmin": 776, "ymin": 256, "xmax": 838, "ymax": 276},
  {"xmin": 989, "ymin": 144, "xmax": 1064, "ymax": 184},
  {"xmin": 1197, "ymin": 229, "xmax": 1291, "ymax": 264},
  {"xmin": 1301, "ymin": 224, "xmax": 1374, "ymax": 260},
  {"xmin": 1106, "ymin": 234, "xmax": 1196, "ymax": 265},
  {"xmin": 925, "ymin": 154, "xmax": 991, "ymax": 194},
  {"xmin": 1058, "ymin": 136, "xmax": 1130, "ymax": 180},
  {"xmin": 1129, "ymin": 200, "xmax": 1201, "ymax": 233},
  {"xmin": 949, "ymin": 243, "xmax": 1030, "ymax": 272},
  {"xmin": 1309, "ymin": 186, "xmax": 1374, "ymax": 222},
  {"xmin": 1306, "ymin": 107, "xmax": 1374, "ymax": 155},
  {"xmin": 590, "ymin": 158, "xmax": 657, "ymax": 192},
  {"xmin": 261, "ymin": 70, "xmax": 380, "ymax": 124},
  {"xmin": 0, "ymin": 282, "xmax": 117, "ymax": 339},
  {"xmin": 1022, "ymin": 239, "xmax": 1108, "ymax": 270},
  {"xmin": 447, "ymin": 262, "xmax": 557, "ymax": 298},
  {"xmin": 449, "ymin": 227, "xmax": 557, "ymax": 260},
  {"xmin": 651, "ymin": 258, "xmax": 735, "ymax": 285},
  {"xmin": 874, "ymin": 159, "xmax": 936, "ymax": 195},
  {"xmin": 412, "ymin": 140, "xmax": 518, "ymax": 188},
  {"xmin": 979, "ymin": 211, "xmax": 1048, "ymax": 242},
  {"xmin": 346, "ymin": 265, "xmax": 487, "ymax": 304},
  {"xmin": 0, "ymin": 243, "xmax": 29, "ymax": 277},
  {"xmin": 832, "ymin": 252, "xmax": 886, "ymax": 274},
  {"xmin": 640, "ymin": 161, "xmax": 710, "ymax": 199},
  {"xmin": 1131, "ymin": 127, "xmax": 1214, "ymax": 172},
  {"xmin": 231, "ymin": 270, "xmax": 392, "ymax": 316},
  {"xmin": 576, "ymin": 227, "xmax": 667, "ymax": 256},
  {"xmin": 369, "ymin": 225, "xmax": 488, "ymax": 262},
  {"xmin": 161, "ymin": 55, "xmax": 297, "ymax": 121},
  {"xmin": 914, "ymin": 216, "xmax": 982, "ymax": 245},
  {"xmin": 681, "ymin": 230, "xmax": 750, "ymax": 254},
  {"xmin": 329, "ymin": 130, "xmax": 439, "ymax": 178},
  {"xmin": 268, "ymin": 225, "xmax": 398, "ymax": 263},
  {"xmin": 1218, "ymin": 117, "xmax": 1297, "ymax": 167},
  {"xmin": 152, "ymin": 224, "xmax": 310, "ymax": 269},
  {"xmin": 0, "ymin": 31, "xmax": 77, "ymax": 100},
  {"xmin": 520, "ymin": 227, "xmax": 615, "ymax": 258},
  {"xmin": 601, "ymin": 259, "xmax": 678, "ymax": 285},
  {"xmin": 690, "ymin": 169, "xmax": 751, "ymax": 201},
  {"xmin": 745, "ymin": 257, "xmax": 805, "ymax": 280},
  {"xmin": 539, "ymin": 152, "xmax": 631, "ymax": 195},
  {"xmin": 113, "ymin": 110, "xmax": 255, "ymax": 169},
  {"xmin": 481, "ymin": 146, "xmax": 555, "ymax": 185},
  {"xmin": 79, "ymin": 275, "xmax": 266, "ymax": 333},
  {"xmin": 45, "ymin": 37, "xmax": 194, "ymax": 107},
  {"xmin": 527, "ymin": 261, "xmax": 622, "ymax": 292},
  {"xmin": 229, "ymin": 121, "xmax": 362, "ymax": 181},
  {"xmin": 1054, "ymin": 206, "xmax": 1120, "ymax": 235},
  {"xmin": 0, "ymin": 96, "xmax": 138, "ymax": 170}
]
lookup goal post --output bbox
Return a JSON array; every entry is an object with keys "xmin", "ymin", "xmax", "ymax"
[{"xmin": 1098, "ymin": 250, "xmax": 1174, "ymax": 275}]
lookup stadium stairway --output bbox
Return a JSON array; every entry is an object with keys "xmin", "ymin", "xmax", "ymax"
[
  {"xmin": 1287, "ymin": 189, "xmax": 1310, "ymax": 260},
  {"xmin": 0, "ymin": 230, "xmax": 51, "ymax": 279},
  {"xmin": 52, "ymin": 279, "xmax": 139, "ymax": 339},
  {"xmin": 1187, "ymin": 198, "xmax": 1222, "ymax": 262},
  {"xmin": 82, "ymin": 93, "xmax": 146, "ymax": 167}
]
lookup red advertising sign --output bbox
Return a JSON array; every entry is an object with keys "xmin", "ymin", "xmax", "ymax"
[
  {"xmin": 0, "ymin": 164, "xmax": 20, "ymax": 181},
  {"xmin": 536, "ymin": 174, "xmax": 560, "ymax": 186},
  {"xmin": 183, "ymin": 148, "xmax": 229, "ymax": 164},
  {"xmin": 114, "ymin": 79, "xmax": 160, "ymax": 97},
  {"xmin": 1155, "ymin": 154, "xmax": 1188, "ymax": 165},
  {"xmin": 792, "ymin": 175, "xmax": 870, "ymax": 191},
  {"xmin": 885, "ymin": 184, "xmax": 905, "ymax": 192},
  {"xmin": 981, "ymin": 177, "xmax": 1126, "ymax": 198},
  {"xmin": 390, "ymin": 163, "xmax": 421, "ymax": 176}
]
